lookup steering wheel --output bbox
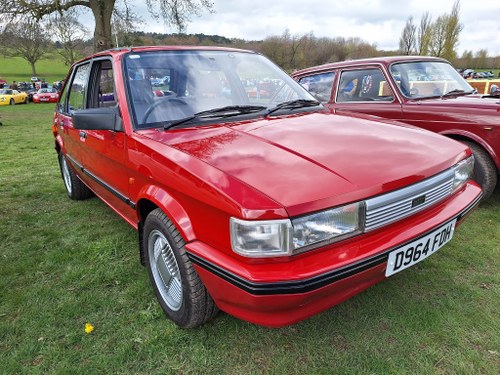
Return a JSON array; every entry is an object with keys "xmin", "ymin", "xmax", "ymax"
[{"xmin": 142, "ymin": 97, "xmax": 188, "ymax": 124}]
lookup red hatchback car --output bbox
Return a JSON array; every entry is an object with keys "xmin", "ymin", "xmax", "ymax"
[
  {"xmin": 292, "ymin": 56, "xmax": 499, "ymax": 199},
  {"xmin": 53, "ymin": 47, "xmax": 481, "ymax": 328},
  {"xmin": 33, "ymin": 88, "xmax": 59, "ymax": 103}
]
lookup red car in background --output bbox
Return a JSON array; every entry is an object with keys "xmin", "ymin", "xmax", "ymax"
[
  {"xmin": 33, "ymin": 88, "xmax": 59, "ymax": 103},
  {"xmin": 292, "ymin": 56, "xmax": 500, "ymax": 199}
]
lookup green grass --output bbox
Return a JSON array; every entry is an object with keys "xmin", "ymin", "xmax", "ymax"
[
  {"xmin": 0, "ymin": 104, "xmax": 499, "ymax": 374},
  {"xmin": 0, "ymin": 53, "xmax": 70, "ymax": 84}
]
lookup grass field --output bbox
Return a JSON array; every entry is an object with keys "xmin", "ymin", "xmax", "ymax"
[
  {"xmin": 0, "ymin": 53, "xmax": 70, "ymax": 84},
  {"xmin": 0, "ymin": 103, "xmax": 499, "ymax": 374}
]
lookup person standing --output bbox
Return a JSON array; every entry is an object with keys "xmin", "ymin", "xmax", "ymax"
[{"xmin": 9, "ymin": 81, "xmax": 18, "ymax": 90}]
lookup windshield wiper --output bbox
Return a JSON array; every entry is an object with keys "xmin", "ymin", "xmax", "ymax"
[
  {"xmin": 163, "ymin": 105, "xmax": 267, "ymax": 131},
  {"xmin": 266, "ymin": 99, "xmax": 321, "ymax": 116},
  {"xmin": 440, "ymin": 89, "xmax": 473, "ymax": 98}
]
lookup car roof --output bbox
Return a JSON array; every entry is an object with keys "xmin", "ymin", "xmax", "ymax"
[
  {"xmin": 292, "ymin": 55, "xmax": 450, "ymax": 76},
  {"xmin": 76, "ymin": 45, "xmax": 257, "ymax": 63}
]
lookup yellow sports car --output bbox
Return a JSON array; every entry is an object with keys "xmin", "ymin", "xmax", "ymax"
[{"xmin": 0, "ymin": 89, "xmax": 29, "ymax": 106}]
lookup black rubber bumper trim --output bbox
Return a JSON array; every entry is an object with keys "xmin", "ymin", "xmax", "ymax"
[
  {"xmin": 187, "ymin": 193, "xmax": 482, "ymax": 296},
  {"xmin": 66, "ymin": 153, "xmax": 136, "ymax": 209}
]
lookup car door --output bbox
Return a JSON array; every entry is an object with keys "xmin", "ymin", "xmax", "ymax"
[
  {"xmin": 331, "ymin": 67, "xmax": 403, "ymax": 121},
  {"xmin": 56, "ymin": 62, "xmax": 91, "ymax": 181},
  {"xmin": 75, "ymin": 58, "xmax": 135, "ymax": 221}
]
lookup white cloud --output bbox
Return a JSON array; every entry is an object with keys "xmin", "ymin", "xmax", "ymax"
[{"xmin": 79, "ymin": 0, "xmax": 500, "ymax": 55}]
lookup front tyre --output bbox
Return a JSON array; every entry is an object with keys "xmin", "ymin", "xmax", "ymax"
[
  {"xmin": 144, "ymin": 209, "xmax": 218, "ymax": 328},
  {"xmin": 58, "ymin": 152, "xmax": 93, "ymax": 200},
  {"xmin": 463, "ymin": 141, "xmax": 497, "ymax": 200}
]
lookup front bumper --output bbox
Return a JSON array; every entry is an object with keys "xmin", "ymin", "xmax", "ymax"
[{"xmin": 186, "ymin": 182, "xmax": 482, "ymax": 327}]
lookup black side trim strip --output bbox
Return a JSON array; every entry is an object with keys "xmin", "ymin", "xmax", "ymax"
[
  {"xmin": 66, "ymin": 154, "xmax": 136, "ymax": 209},
  {"xmin": 187, "ymin": 194, "xmax": 482, "ymax": 296}
]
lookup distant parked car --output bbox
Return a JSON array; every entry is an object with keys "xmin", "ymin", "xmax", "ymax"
[
  {"xmin": 482, "ymin": 71, "xmax": 494, "ymax": 79},
  {"xmin": 292, "ymin": 56, "xmax": 500, "ymax": 199},
  {"xmin": 33, "ymin": 88, "xmax": 59, "ymax": 103},
  {"xmin": 0, "ymin": 89, "xmax": 29, "ymax": 105}
]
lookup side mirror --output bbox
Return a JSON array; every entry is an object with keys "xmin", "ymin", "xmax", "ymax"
[{"xmin": 72, "ymin": 107, "xmax": 123, "ymax": 132}]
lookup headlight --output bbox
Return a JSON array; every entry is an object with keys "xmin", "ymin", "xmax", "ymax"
[
  {"xmin": 292, "ymin": 202, "xmax": 363, "ymax": 250},
  {"xmin": 230, "ymin": 218, "xmax": 292, "ymax": 257},
  {"xmin": 452, "ymin": 155, "xmax": 474, "ymax": 192},
  {"xmin": 230, "ymin": 202, "xmax": 364, "ymax": 257}
]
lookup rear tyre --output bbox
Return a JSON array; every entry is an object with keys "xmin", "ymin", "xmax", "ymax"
[
  {"xmin": 463, "ymin": 141, "xmax": 497, "ymax": 200},
  {"xmin": 58, "ymin": 153, "xmax": 93, "ymax": 200},
  {"xmin": 24, "ymin": 97, "xmax": 28, "ymax": 104},
  {"xmin": 144, "ymin": 208, "xmax": 218, "ymax": 328}
]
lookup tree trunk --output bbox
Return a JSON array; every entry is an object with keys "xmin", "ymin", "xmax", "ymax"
[
  {"xmin": 89, "ymin": 0, "xmax": 116, "ymax": 52},
  {"xmin": 30, "ymin": 62, "xmax": 37, "ymax": 76}
]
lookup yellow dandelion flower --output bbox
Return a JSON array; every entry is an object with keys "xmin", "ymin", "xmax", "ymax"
[{"xmin": 85, "ymin": 323, "xmax": 94, "ymax": 334}]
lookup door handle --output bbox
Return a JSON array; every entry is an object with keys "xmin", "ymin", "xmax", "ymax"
[{"xmin": 79, "ymin": 131, "xmax": 87, "ymax": 139}]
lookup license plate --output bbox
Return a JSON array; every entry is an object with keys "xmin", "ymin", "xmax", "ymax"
[
  {"xmin": 41, "ymin": 98, "xmax": 49, "ymax": 101},
  {"xmin": 385, "ymin": 219, "xmax": 457, "ymax": 277}
]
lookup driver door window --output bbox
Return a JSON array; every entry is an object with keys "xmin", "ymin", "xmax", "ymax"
[
  {"xmin": 337, "ymin": 68, "xmax": 394, "ymax": 103},
  {"xmin": 67, "ymin": 63, "xmax": 90, "ymax": 113}
]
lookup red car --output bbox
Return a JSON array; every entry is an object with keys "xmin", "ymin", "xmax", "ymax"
[
  {"xmin": 52, "ymin": 47, "xmax": 481, "ymax": 328},
  {"xmin": 33, "ymin": 88, "xmax": 59, "ymax": 103},
  {"xmin": 292, "ymin": 56, "xmax": 499, "ymax": 199}
]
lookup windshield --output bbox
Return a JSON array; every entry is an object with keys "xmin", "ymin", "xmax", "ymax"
[
  {"xmin": 124, "ymin": 50, "xmax": 316, "ymax": 129},
  {"xmin": 389, "ymin": 61, "xmax": 474, "ymax": 99}
]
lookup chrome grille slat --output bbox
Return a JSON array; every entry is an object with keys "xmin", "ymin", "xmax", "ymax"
[
  {"xmin": 367, "ymin": 179, "xmax": 452, "ymax": 215},
  {"xmin": 365, "ymin": 168, "xmax": 455, "ymax": 231},
  {"xmin": 366, "ymin": 190, "xmax": 451, "ymax": 228},
  {"xmin": 366, "ymin": 184, "xmax": 452, "ymax": 225}
]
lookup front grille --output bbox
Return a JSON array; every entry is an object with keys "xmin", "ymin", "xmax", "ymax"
[{"xmin": 364, "ymin": 168, "xmax": 455, "ymax": 231}]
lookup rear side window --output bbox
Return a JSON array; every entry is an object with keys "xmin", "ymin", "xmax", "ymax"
[
  {"xmin": 67, "ymin": 63, "xmax": 90, "ymax": 113},
  {"xmin": 298, "ymin": 72, "xmax": 335, "ymax": 102}
]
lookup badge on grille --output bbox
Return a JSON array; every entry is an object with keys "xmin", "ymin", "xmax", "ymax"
[{"xmin": 412, "ymin": 195, "xmax": 426, "ymax": 208}]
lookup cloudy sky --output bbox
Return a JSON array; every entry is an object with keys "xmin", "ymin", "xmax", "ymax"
[{"xmin": 85, "ymin": 0, "xmax": 500, "ymax": 55}]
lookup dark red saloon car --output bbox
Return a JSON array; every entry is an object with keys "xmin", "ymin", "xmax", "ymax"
[
  {"xmin": 292, "ymin": 56, "xmax": 499, "ymax": 199},
  {"xmin": 52, "ymin": 47, "xmax": 481, "ymax": 328}
]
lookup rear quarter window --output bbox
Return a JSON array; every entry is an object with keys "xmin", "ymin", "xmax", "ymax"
[{"xmin": 298, "ymin": 72, "xmax": 335, "ymax": 102}]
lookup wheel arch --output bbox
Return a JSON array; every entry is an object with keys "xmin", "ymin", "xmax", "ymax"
[
  {"xmin": 136, "ymin": 186, "xmax": 195, "ymax": 265},
  {"xmin": 441, "ymin": 130, "xmax": 498, "ymax": 171}
]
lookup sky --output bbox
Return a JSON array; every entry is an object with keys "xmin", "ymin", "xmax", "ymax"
[{"xmin": 84, "ymin": 0, "xmax": 500, "ymax": 55}]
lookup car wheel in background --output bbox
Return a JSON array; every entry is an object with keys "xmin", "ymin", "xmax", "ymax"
[
  {"xmin": 144, "ymin": 208, "xmax": 218, "ymax": 328},
  {"xmin": 464, "ymin": 141, "xmax": 497, "ymax": 200},
  {"xmin": 58, "ymin": 153, "xmax": 93, "ymax": 200}
]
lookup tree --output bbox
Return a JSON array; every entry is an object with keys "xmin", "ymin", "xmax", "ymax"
[
  {"xmin": 416, "ymin": 12, "xmax": 432, "ymax": 55},
  {"xmin": 429, "ymin": 0, "xmax": 462, "ymax": 60},
  {"xmin": 399, "ymin": 16, "xmax": 416, "ymax": 55},
  {"xmin": 474, "ymin": 49, "xmax": 488, "ymax": 69},
  {"xmin": 1, "ymin": 19, "xmax": 50, "ymax": 75},
  {"xmin": 429, "ymin": 15, "xmax": 447, "ymax": 57},
  {"xmin": 0, "ymin": 0, "xmax": 214, "ymax": 52},
  {"xmin": 48, "ymin": 11, "xmax": 88, "ymax": 65},
  {"xmin": 460, "ymin": 50, "xmax": 474, "ymax": 69},
  {"xmin": 441, "ymin": 0, "xmax": 463, "ymax": 61}
]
